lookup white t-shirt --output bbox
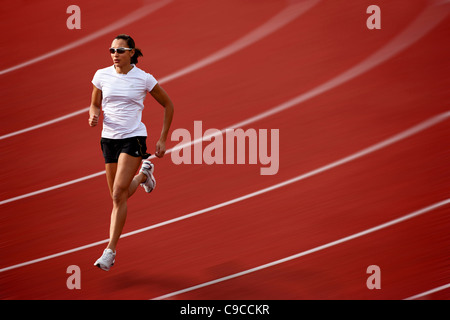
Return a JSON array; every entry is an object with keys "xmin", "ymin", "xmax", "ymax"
[{"xmin": 91, "ymin": 65, "xmax": 158, "ymax": 139}]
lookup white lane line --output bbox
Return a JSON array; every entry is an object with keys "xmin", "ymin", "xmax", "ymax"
[
  {"xmin": 0, "ymin": 111, "xmax": 448, "ymax": 272},
  {"xmin": 0, "ymin": 171, "xmax": 105, "ymax": 206},
  {"xmin": 157, "ymin": 0, "xmax": 320, "ymax": 83},
  {"xmin": 404, "ymin": 283, "xmax": 450, "ymax": 300},
  {"xmin": 0, "ymin": 0, "xmax": 319, "ymax": 140},
  {"xmin": 0, "ymin": 0, "xmax": 447, "ymax": 204},
  {"xmin": 0, "ymin": 0, "xmax": 173, "ymax": 76},
  {"xmin": 152, "ymin": 199, "xmax": 450, "ymax": 300},
  {"xmin": 0, "ymin": 108, "xmax": 89, "ymax": 140},
  {"xmin": 229, "ymin": 0, "xmax": 450, "ymax": 130}
]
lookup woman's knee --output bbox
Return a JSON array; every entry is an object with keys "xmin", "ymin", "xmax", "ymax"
[{"xmin": 112, "ymin": 185, "xmax": 128, "ymax": 204}]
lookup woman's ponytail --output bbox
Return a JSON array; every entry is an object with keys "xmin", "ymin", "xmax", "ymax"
[{"xmin": 131, "ymin": 48, "xmax": 143, "ymax": 64}]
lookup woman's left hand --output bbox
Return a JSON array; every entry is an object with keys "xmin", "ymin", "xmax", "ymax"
[{"xmin": 155, "ymin": 139, "xmax": 166, "ymax": 158}]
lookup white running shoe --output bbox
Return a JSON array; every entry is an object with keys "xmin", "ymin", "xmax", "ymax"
[
  {"xmin": 94, "ymin": 249, "xmax": 116, "ymax": 271},
  {"xmin": 139, "ymin": 160, "xmax": 156, "ymax": 193}
]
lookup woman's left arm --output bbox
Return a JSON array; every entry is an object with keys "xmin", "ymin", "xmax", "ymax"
[{"xmin": 150, "ymin": 83, "xmax": 174, "ymax": 158}]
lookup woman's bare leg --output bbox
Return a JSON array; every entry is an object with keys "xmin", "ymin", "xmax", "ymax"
[
  {"xmin": 106, "ymin": 163, "xmax": 147, "ymax": 199},
  {"xmin": 128, "ymin": 171, "xmax": 147, "ymax": 198},
  {"xmin": 105, "ymin": 163, "xmax": 117, "ymax": 198},
  {"xmin": 106, "ymin": 153, "xmax": 142, "ymax": 252}
]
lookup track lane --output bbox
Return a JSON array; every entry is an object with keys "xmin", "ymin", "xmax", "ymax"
[
  {"xmin": 1, "ymin": 0, "xmax": 159, "ymax": 70},
  {"xmin": 154, "ymin": 203, "xmax": 449, "ymax": 300}
]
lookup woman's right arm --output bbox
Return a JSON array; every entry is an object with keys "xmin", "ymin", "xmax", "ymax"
[{"xmin": 89, "ymin": 85, "xmax": 102, "ymax": 127}]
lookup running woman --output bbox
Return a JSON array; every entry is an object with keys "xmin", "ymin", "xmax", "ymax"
[{"xmin": 89, "ymin": 34, "xmax": 174, "ymax": 271}]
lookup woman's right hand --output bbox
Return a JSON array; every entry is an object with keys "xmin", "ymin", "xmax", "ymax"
[
  {"xmin": 89, "ymin": 114, "xmax": 99, "ymax": 127},
  {"xmin": 89, "ymin": 85, "xmax": 102, "ymax": 127}
]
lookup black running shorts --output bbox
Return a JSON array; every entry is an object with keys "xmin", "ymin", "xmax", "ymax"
[{"xmin": 100, "ymin": 136, "xmax": 151, "ymax": 163}]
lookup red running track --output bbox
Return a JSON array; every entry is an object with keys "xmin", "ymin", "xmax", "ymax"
[{"xmin": 0, "ymin": 0, "xmax": 449, "ymax": 300}]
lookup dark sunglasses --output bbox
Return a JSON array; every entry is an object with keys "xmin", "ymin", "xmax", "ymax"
[{"xmin": 109, "ymin": 47, "xmax": 133, "ymax": 54}]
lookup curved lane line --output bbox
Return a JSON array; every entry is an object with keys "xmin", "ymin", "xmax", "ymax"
[
  {"xmin": 0, "ymin": 0, "xmax": 173, "ymax": 76},
  {"xmin": 152, "ymin": 199, "xmax": 450, "ymax": 300},
  {"xmin": 404, "ymin": 283, "xmax": 450, "ymax": 300}
]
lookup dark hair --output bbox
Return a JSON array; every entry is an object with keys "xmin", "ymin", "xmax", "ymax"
[{"xmin": 114, "ymin": 34, "xmax": 143, "ymax": 64}]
